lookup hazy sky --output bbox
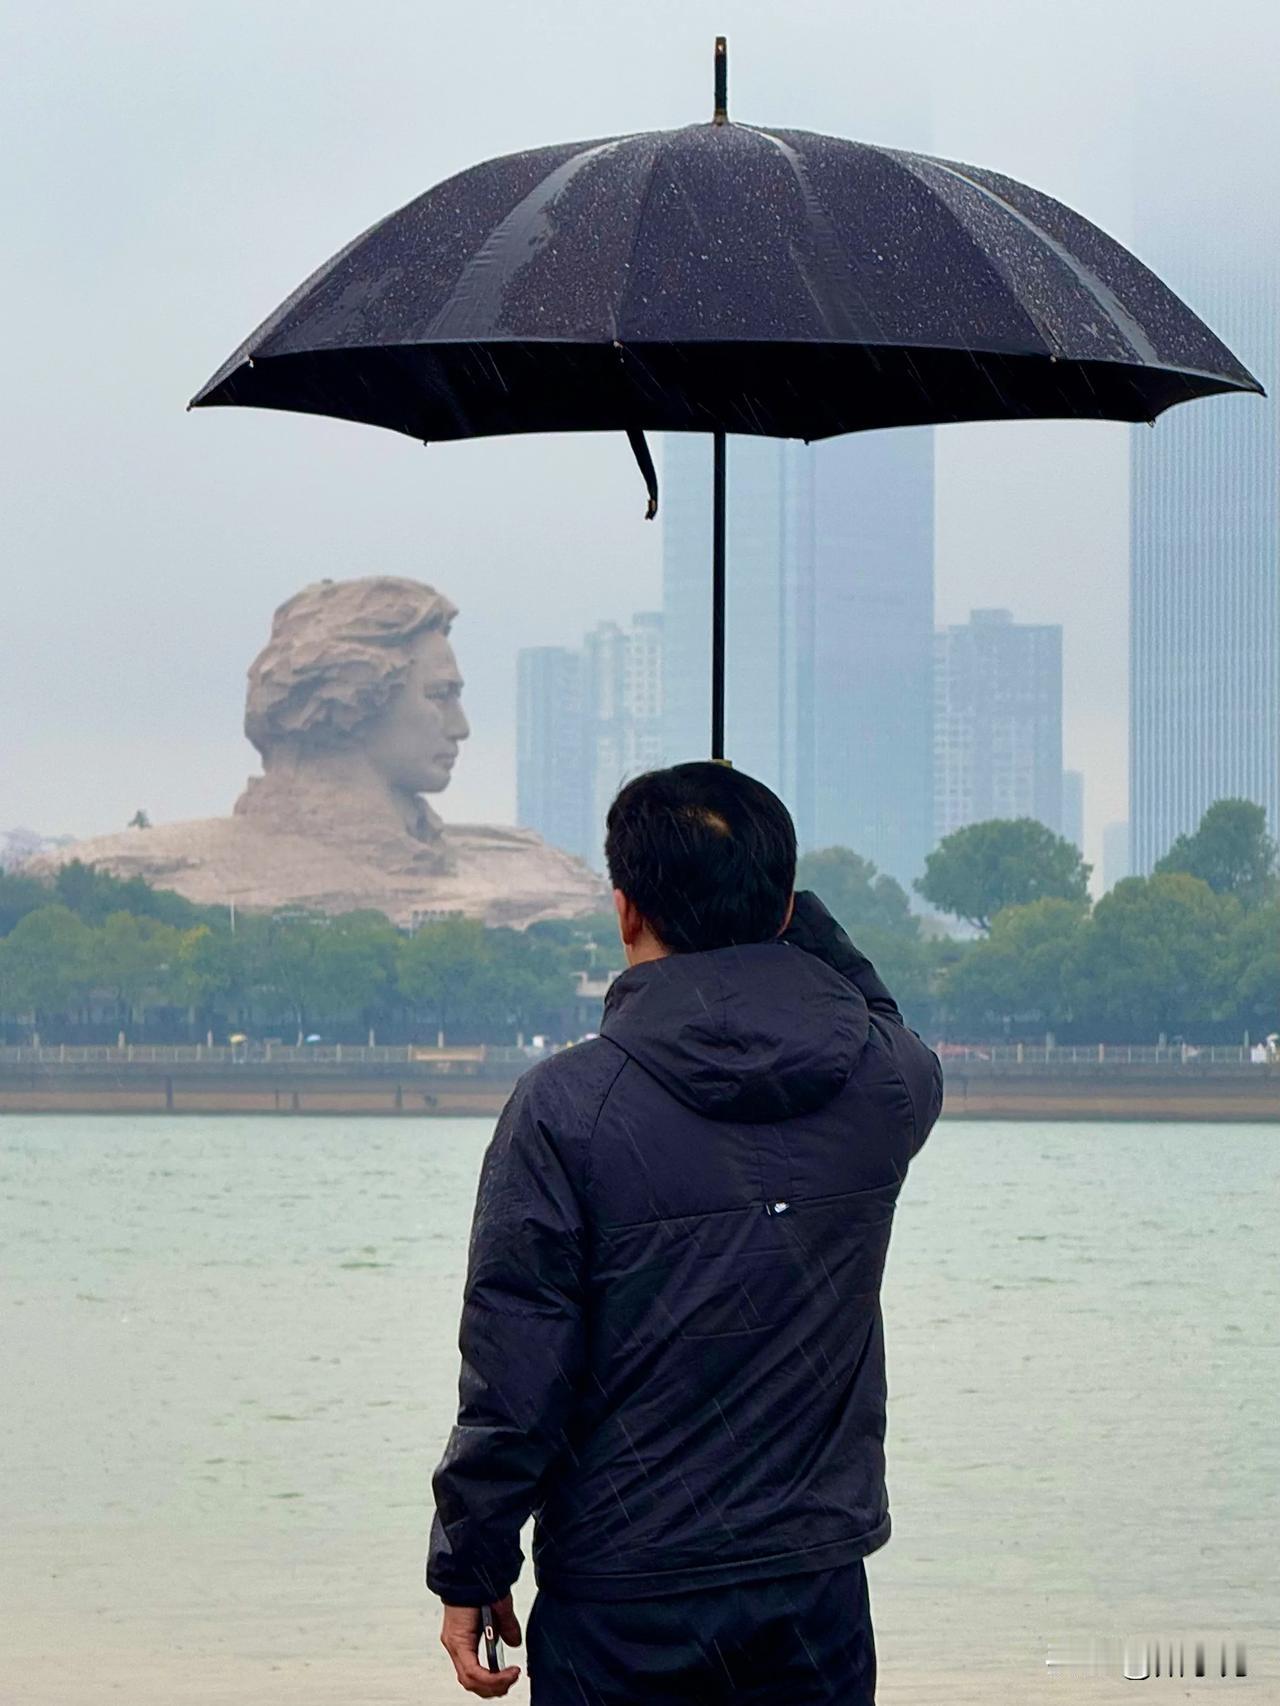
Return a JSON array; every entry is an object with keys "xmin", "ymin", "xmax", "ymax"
[{"xmin": 4, "ymin": 0, "xmax": 1276, "ymax": 883}]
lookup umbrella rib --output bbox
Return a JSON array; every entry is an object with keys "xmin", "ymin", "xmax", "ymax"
[
  {"xmin": 742, "ymin": 125, "xmax": 1007, "ymax": 407},
  {"xmin": 879, "ymin": 147, "xmax": 1057, "ymax": 360},
  {"xmin": 424, "ymin": 137, "xmax": 633, "ymax": 342},
  {"xmin": 740, "ymin": 126, "xmax": 1060, "ymax": 413},
  {"xmin": 617, "ymin": 133, "xmax": 669, "ymax": 339},
  {"xmin": 738, "ymin": 126, "xmax": 887, "ymax": 346},
  {"xmin": 895, "ymin": 151, "xmax": 1161, "ymax": 366}
]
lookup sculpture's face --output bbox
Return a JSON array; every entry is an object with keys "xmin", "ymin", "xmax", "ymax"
[{"xmin": 362, "ymin": 628, "xmax": 470, "ymax": 794}]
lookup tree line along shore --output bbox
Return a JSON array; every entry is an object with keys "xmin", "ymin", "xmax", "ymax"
[{"xmin": 0, "ymin": 800, "xmax": 1275, "ymax": 1052}]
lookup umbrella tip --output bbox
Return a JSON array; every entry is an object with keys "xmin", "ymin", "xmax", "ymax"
[{"xmin": 713, "ymin": 36, "xmax": 728, "ymax": 125}]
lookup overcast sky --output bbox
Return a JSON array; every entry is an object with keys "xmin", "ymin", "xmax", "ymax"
[{"xmin": 4, "ymin": 0, "xmax": 1276, "ymax": 883}]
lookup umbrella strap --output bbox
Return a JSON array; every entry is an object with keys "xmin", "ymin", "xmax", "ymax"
[{"xmin": 626, "ymin": 429, "xmax": 659, "ymax": 520}]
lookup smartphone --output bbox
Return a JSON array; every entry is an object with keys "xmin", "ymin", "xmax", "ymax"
[{"xmin": 481, "ymin": 1604, "xmax": 503, "ymax": 1674}]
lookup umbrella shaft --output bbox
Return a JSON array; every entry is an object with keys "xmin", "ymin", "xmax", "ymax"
[{"xmin": 712, "ymin": 431, "xmax": 726, "ymax": 761}]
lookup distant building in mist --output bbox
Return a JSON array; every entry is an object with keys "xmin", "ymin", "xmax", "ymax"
[
  {"xmin": 1129, "ymin": 240, "xmax": 1280, "ymax": 873},
  {"xmin": 661, "ymin": 430, "xmax": 935, "ymax": 886},
  {"xmin": 517, "ymin": 613, "xmax": 663, "ymax": 872},
  {"xmin": 1102, "ymin": 819, "xmax": 1131, "ymax": 892},
  {"xmin": 934, "ymin": 609, "xmax": 1064, "ymax": 844},
  {"xmin": 660, "ymin": 435, "xmax": 790, "ymax": 791},
  {"xmin": 583, "ymin": 612, "xmax": 664, "ymax": 855},
  {"xmin": 516, "ymin": 647, "xmax": 588, "ymax": 864},
  {"xmin": 1062, "ymin": 769, "xmax": 1085, "ymax": 854}
]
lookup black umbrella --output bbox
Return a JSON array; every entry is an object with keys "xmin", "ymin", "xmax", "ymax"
[{"xmin": 192, "ymin": 39, "xmax": 1261, "ymax": 760}]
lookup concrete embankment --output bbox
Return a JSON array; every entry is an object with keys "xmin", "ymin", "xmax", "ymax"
[
  {"xmin": 939, "ymin": 1066, "xmax": 1277, "ymax": 1121},
  {"xmin": 0, "ymin": 1054, "xmax": 507, "ymax": 1117},
  {"xmin": 0, "ymin": 1047, "xmax": 1276, "ymax": 1120}
]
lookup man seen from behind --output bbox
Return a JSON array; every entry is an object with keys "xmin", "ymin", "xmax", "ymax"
[{"xmin": 428, "ymin": 761, "xmax": 944, "ymax": 1703}]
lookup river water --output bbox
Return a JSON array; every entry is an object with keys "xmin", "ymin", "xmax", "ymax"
[{"xmin": 2, "ymin": 1115, "xmax": 1277, "ymax": 1705}]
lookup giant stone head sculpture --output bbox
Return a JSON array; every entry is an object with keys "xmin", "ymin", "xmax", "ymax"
[{"xmin": 244, "ymin": 576, "xmax": 469, "ymax": 796}]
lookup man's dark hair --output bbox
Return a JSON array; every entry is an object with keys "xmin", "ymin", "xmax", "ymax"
[{"xmin": 604, "ymin": 762, "xmax": 797, "ymax": 952}]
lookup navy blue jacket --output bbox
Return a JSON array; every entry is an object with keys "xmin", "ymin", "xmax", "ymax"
[{"xmin": 426, "ymin": 892, "xmax": 943, "ymax": 1605}]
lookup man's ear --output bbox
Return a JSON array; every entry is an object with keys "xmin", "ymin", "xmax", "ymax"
[
  {"xmin": 778, "ymin": 890, "xmax": 797, "ymax": 937},
  {"xmin": 613, "ymin": 887, "xmax": 642, "ymax": 948}
]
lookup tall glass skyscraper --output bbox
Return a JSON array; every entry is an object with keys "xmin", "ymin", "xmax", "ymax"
[
  {"xmin": 1129, "ymin": 248, "xmax": 1280, "ymax": 873},
  {"xmin": 517, "ymin": 614, "xmax": 664, "ymax": 873},
  {"xmin": 583, "ymin": 612, "xmax": 664, "ymax": 862},
  {"xmin": 661, "ymin": 429, "xmax": 935, "ymax": 887},
  {"xmin": 933, "ymin": 609, "xmax": 1064, "ymax": 845},
  {"xmin": 516, "ymin": 647, "xmax": 587, "ymax": 863},
  {"xmin": 660, "ymin": 435, "xmax": 790, "ymax": 791},
  {"xmin": 798, "ymin": 430, "xmax": 935, "ymax": 882}
]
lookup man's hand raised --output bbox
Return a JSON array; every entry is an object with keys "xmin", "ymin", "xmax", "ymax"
[{"xmin": 439, "ymin": 1593, "xmax": 523, "ymax": 1696}]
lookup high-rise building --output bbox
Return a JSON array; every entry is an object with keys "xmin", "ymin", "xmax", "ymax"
[
  {"xmin": 661, "ymin": 430, "xmax": 935, "ymax": 886},
  {"xmin": 661, "ymin": 435, "xmax": 789, "ymax": 791},
  {"xmin": 793, "ymin": 432, "xmax": 935, "ymax": 881},
  {"xmin": 1129, "ymin": 247, "xmax": 1280, "ymax": 873},
  {"xmin": 1062, "ymin": 769, "xmax": 1085, "ymax": 855},
  {"xmin": 517, "ymin": 613, "xmax": 663, "ymax": 872},
  {"xmin": 934, "ymin": 609, "xmax": 1064, "ymax": 844},
  {"xmin": 584, "ymin": 612, "xmax": 665, "ymax": 855},
  {"xmin": 516, "ymin": 647, "xmax": 587, "ymax": 864}
]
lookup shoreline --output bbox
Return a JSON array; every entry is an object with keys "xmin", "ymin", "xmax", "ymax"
[{"xmin": 1, "ymin": 1064, "xmax": 1275, "ymax": 1121}]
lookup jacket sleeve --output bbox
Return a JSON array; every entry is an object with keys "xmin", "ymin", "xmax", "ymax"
[
  {"xmin": 785, "ymin": 889, "xmax": 944, "ymax": 1156},
  {"xmin": 425, "ymin": 1069, "xmax": 589, "ymax": 1605}
]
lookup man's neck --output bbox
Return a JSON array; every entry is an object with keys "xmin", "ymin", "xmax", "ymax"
[{"xmin": 625, "ymin": 928, "xmax": 671, "ymax": 968}]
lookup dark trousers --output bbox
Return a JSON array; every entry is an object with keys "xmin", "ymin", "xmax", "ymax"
[{"xmin": 525, "ymin": 1560, "xmax": 876, "ymax": 1705}]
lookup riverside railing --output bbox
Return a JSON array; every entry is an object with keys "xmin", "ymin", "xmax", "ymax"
[
  {"xmin": 0, "ymin": 1042, "xmax": 1273, "ymax": 1068},
  {"xmin": 0, "ymin": 1042, "xmax": 540, "ymax": 1067},
  {"xmin": 936, "ymin": 1043, "xmax": 1274, "ymax": 1066}
]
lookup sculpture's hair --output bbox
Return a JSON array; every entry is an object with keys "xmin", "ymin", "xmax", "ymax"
[{"xmin": 245, "ymin": 577, "xmax": 458, "ymax": 755}]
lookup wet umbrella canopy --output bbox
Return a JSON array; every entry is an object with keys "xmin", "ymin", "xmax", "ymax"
[{"xmin": 191, "ymin": 39, "xmax": 1262, "ymax": 758}]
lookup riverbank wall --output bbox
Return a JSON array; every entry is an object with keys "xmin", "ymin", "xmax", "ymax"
[{"xmin": 1, "ymin": 1044, "xmax": 1276, "ymax": 1121}]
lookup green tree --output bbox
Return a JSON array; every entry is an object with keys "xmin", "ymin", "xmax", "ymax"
[
  {"xmin": 915, "ymin": 818, "xmax": 1092, "ymax": 931},
  {"xmin": 485, "ymin": 926, "xmax": 576, "ymax": 1037},
  {"xmin": 861, "ymin": 930, "xmax": 939, "ymax": 1021},
  {"xmin": 175, "ymin": 924, "xmax": 245, "ymax": 1018},
  {"xmin": 241, "ymin": 911, "xmax": 395, "ymax": 1037},
  {"xmin": 0, "ymin": 905, "xmax": 96, "ymax": 1030},
  {"xmin": 311, "ymin": 911, "xmax": 400, "ymax": 1025},
  {"xmin": 240, "ymin": 913, "xmax": 326, "ymax": 1036},
  {"xmin": 792, "ymin": 846, "xmax": 937, "ymax": 1020},
  {"xmin": 52, "ymin": 860, "xmax": 219, "ymax": 930},
  {"xmin": 528, "ymin": 911, "xmax": 622, "ymax": 978},
  {"xmin": 795, "ymin": 847, "xmax": 919, "ymax": 940},
  {"xmin": 95, "ymin": 912, "xmax": 185, "ymax": 1026},
  {"xmin": 397, "ymin": 917, "xmax": 509, "ymax": 1041},
  {"xmin": 1232, "ymin": 902, "xmax": 1280, "ymax": 1035},
  {"xmin": 0, "ymin": 870, "xmax": 52, "ymax": 936},
  {"xmin": 1068, "ymin": 873, "xmax": 1239, "ymax": 1036},
  {"xmin": 943, "ymin": 897, "xmax": 1087, "ymax": 1031},
  {"xmin": 1155, "ymin": 799, "xmax": 1278, "ymax": 907}
]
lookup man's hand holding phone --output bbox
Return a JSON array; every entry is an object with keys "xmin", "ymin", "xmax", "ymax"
[{"xmin": 439, "ymin": 1592, "xmax": 522, "ymax": 1696}]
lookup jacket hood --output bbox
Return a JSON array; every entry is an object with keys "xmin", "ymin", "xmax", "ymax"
[{"xmin": 599, "ymin": 940, "xmax": 869, "ymax": 1122}]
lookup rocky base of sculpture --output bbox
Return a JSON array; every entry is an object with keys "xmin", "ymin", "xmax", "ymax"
[{"xmin": 28, "ymin": 817, "xmax": 608, "ymax": 929}]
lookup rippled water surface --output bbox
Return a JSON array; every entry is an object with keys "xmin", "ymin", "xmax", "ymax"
[{"xmin": 2, "ymin": 1116, "xmax": 1277, "ymax": 1704}]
